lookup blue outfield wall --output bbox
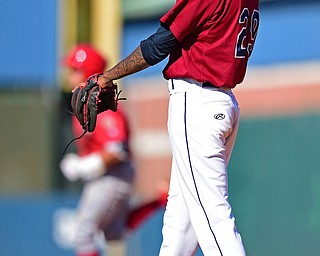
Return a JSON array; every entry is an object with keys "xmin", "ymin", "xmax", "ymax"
[
  {"xmin": 0, "ymin": 193, "xmax": 78, "ymax": 256},
  {"xmin": 0, "ymin": 0, "xmax": 58, "ymax": 87}
]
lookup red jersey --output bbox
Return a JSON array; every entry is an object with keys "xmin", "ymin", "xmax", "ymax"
[
  {"xmin": 160, "ymin": 0, "xmax": 260, "ymax": 88},
  {"xmin": 72, "ymin": 106, "xmax": 130, "ymax": 157}
]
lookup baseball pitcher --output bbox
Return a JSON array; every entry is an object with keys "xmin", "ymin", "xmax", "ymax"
[{"xmin": 71, "ymin": 0, "xmax": 260, "ymax": 255}]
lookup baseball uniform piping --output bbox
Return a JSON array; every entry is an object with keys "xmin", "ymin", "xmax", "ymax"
[{"xmin": 183, "ymin": 91, "xmax": 223, "ymax": 256}]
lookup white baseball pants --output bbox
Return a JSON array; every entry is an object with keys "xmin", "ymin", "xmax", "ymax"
[{"xmin": 159, "ymin": 78, "xmax": 246, "ymax": 256}]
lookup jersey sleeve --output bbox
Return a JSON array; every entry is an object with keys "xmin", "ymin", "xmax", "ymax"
[
  {"xmin": 160, "ymin": 0, "xmax": 220, "ymax": 41},
  {"xmin": 140, "ymin": 25, "xmax": 178, "ymax": 66}
]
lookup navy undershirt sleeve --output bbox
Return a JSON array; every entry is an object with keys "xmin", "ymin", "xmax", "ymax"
[{"xmin": 140, "ymin": 25, "xmax": 178, "ymax": 66}]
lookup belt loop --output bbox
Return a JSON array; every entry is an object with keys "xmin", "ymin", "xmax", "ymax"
[{"xmin": 171, "ymin": 79, "xmax": 174, "ymax": 90}]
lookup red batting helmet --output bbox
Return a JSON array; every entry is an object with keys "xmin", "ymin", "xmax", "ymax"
[{"xmin": 63, "ymin": 43, "xmax": 107, "ymax": 78}]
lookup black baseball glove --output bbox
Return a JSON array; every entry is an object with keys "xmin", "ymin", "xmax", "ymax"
[{"xmin": 71, "ymin": 73, "xmax": 125, "ymax": 133}]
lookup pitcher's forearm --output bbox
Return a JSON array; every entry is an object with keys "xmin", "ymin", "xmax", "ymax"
[{"xmin": 99, "ymin": 45, "xmax": 150, "ymax": 87}]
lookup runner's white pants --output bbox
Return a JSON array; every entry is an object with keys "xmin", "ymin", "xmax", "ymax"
[
  {"xmin": 74, "ymin": 162, "xmax": 134, "ymax": 255},
  {"xmin": 159, "ymin": 78, "xmax": 246, "ymax": 256}
]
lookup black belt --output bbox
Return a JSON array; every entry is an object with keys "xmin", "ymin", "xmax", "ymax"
[
  {"xmin": 202, "ymin": 81, "xmax": 219, "ymax": 89},
  {"xmin": 170, "ymin": 79, "xmax": 227, "ymax": 90}
]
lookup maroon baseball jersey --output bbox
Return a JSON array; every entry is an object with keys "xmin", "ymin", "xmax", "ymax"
[{"xmin": 160, "ymin": 0, "xmax": 260, "ymax": 88}]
